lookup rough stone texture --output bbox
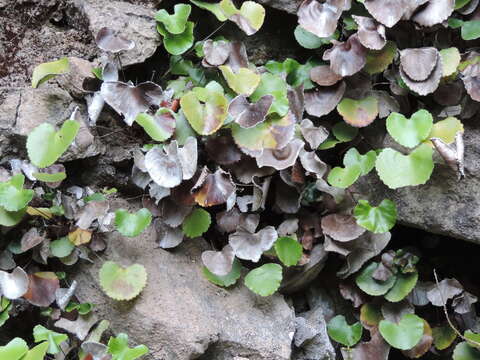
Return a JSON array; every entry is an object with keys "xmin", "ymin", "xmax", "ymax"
[
  {"xmin": 0, "ymin": 0, "xmax": 98, "ymax": 88},
  {"xmin": 74, "ymin": 0, "xmax": 161, "ymax": 66},
  {"xmin": 74, "ymin": 200, "xmax": 295, "ymax": 360},
  {"xmin": 292, "ymin": 307, "xmax": 335, "ymax": 360},
  {"xmin": 0, "ymin": 85, "xmax": 104, "ymax": 161},
  {"xmin": 356, "ymin": 122, "xmax": 480, "ymax": 245},
  {"xmin": 257, "ymin": 0, "xmax": 302, "ymax": 14}
]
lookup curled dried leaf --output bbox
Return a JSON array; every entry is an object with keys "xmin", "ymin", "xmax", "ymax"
[
  {"xmin": 24, "ymin": 272, "xmax": 60, "ymax": 307},
  {"xmin": 192, "ymin": 167, "xmax": 236, "ymax": 207},
  {"xmin": 0, "ymin": 267, "xmax": 29, "ymax": 299},
  {"xmin": 256, "ymin": 139, "xmax": 305, "ymax": 170},
  {"xmin": 411, "ymin": 0, "xmax": 455, "ymax": 27},
  {"xmin": 304, "ymin": 81, "xmax": 346, "ymax": 117},
  {"xmin": 101, "ymin": 81, "xmax": 163, "ymax": 126},
  {"xmin": 321, "ymin": 213, "xmax": 366, "ymax": 242},
  {"xmin": 353, "ymin": 16, "xmax": 386, "ymax": 50},
  {"xmin": 95, "ymin": 27, "xmax": 135, "ymax": 53},
  {"xmin": 364, "ymin": 0, "xmax": 407, "ymax": 27},
  {"xmin": 323, "ymin": 34, "xmax": 367, "ymax": 77},
  {"xmin": 229, "ymin": 94, "xmax": 274, "ymax": 128},
  {"xmin": 298, "ymin": 0, "xmax": 343, "ymax": 38},
  {"xmin": 310, "ymin": 65, "xmax": 343, "ymax": 87},
  {"xmin": 229, "ymin": 226, "xmax": 277, "ymax": 262},
  {"xmin": 201, "ymin": 244, "xmax": 235, "ymax": 276}
]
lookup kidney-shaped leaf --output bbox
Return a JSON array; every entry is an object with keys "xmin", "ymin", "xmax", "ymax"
[
  {"xmin": 375, "ymin": 145, "xmax": 434, "ymax": 189},
  {"xmin": 322, "ymin": 213, "xmax": 366, "ymax": 242},
  {"xmin": 387, "ymin": 109, "xmax": 433, "ymax": 148},
  {"xmin": 192, "ymin": 168, "xmax": 236, "ymax": 207},
  {"xmin": 31, "ymin": 58, "xmax": 70, "ymax": 88},
  {"xmin": 298, "ymin": 0, "xmax": 343, "ymax": 38},
  {"xmin": 203, "ymin": 258, "xmax": 242, "ymax": 287},
  {"xmin": 0, "ymin": 338, "xmax": 28, "ymax": 360},
  {"xmin": 323, "ymin": 34, "xmax": 367, "ymax": 77},
  {"xmin": 327, "ymin": 315, "xmax": 363, "ymax": 347},
  {"xmin": 182, "ymin": 208, "xmax": 211, "ymax": 238},
  {"xmin": 337, "ymin": 96, "xmax": 379, "ymax": 127},
  {"xmin": 99, "ymin": 261, "xmax": 147, "ymax": 301},
  {"xmin": 354, "ymin": 199, "xmax": 397, "ymax": 234},
  {"xmin": 95, "ymin": 27, "xmax": 135, "ymax": 53},
  {"xmin": 385, "ymin": 272, "xmax": 419, "ymax": 303},
  {"xmin": 0, "ymin": 267, "xmax": 29, "ymax": 300},
  {"xmin": 232, "ymin": 111, "xmax": 295, "ymax": 156},
  {"xmin": 305, "ymin": 81, "xmax": 346, "ymax": 117},
  {"xmin": 356, "ymin": 262, "xmax": 396, "ymax": 296},
  {"xmin": 274, "ymin": 237, "xmax": 303, "ymax": 267},
  {"xmin": 154, "ymin": 3, "xmax": 191, "ymax": 34},
  {"xmin": 201, "ymin": 244, "xmax": 235, "ymax": 276},
  {"xmin": 244, "ymin": 263, "xmax": 282, "ymax": 296},
  {"xmin": 24, "ymin": 272, "xmax": 59, "ymax": 307},
  {"xmin": 27, "ymin": 120, "xmax": 80, "ymax": 168},
  {"xmin": 229, "ymin": 226, "xmax": 277, "ymax": 262},
  {"xmin": 135, "ymin": 109, "xmax": 176, "ymax": 142},
  {"xmin": 181, "ymin": 85, "xmax": 228, "ymax": 135},
  {"xmin": 114, "ymin": 208, "xmax": 152, "ymax": 237},
  {"xmin": 107, "ymin": 333, "xmax": 149, "ymax": 360},
  {"xmin": 379, "ymin": 314, "xmax": 424, "ymax": 350},
  {"xmin": 0, "ymin": 175, "xmax": 34, "ymax": 212},
  {"xmin": 229, "ymin": 94, "xmax": 274, "ymax": 128},
  {"xmin": 157, "ymin": 21, "xmax": 195, "ymax": 55},
  {"xmin": 101, "ymin": 81, "xmax": 164, "ymax": 126},
  {"xmin": 220, "ymin": 65, "xmax": 260, "ymax": 96}
]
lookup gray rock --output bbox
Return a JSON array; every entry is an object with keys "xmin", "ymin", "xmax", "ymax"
[
  {"xmin": 74, "ymin": 199, "xmax": 295, "ymax": 360},
  {"xmin": 356, "ymin": 123, "xmax": 480, "ymax": 245},
  {"xmin": 74, "ymin": 0, "xmax": 161, "ymax": 66},
  {"xmin": 0, "ymin": 86, "xmax": 103, "ymax": 161},
  {"xmin": 257, "ymin": 0, "xmax": 302, "ymax": 14},
  {"xmin": 57, "ymin": 57, "xmax": 96, "ymax": 98},
  {"xmin": 292, "ymin": 307, "xmax": 336, "ymax": 360}
]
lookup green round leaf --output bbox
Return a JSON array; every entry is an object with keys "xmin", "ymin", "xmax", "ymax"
[
  {"xmin": 384, "ymin": 272, "xmax": 419, "ymax": 302},
  {"xmin": 354, "ymin": 199, "xmax": 397, "ymax": 233},
  {"xmin": 0, "ymin": 338, "xmax": 28, "ymax": 360},
  {"xmin": 375, "ymin": 145, "xmax": 434, "ymax": 189},
  {"xmin": 427, "ymin": 117, "xmax": 464, "ymax": 145},
  {"xmin": 356, "ymin": 262, "xmax": 396, "ymax": 296},
  {"xmin": 327, "ymin": 315, "xmax": 363, "ymax": 347},
  {"xmin": 337, "ymin": 96, "xmax": 379, "ymax": 128},
  {"xmin": 33, "ymin": 325, "xmax": 68, "ymax": 354},
  {"xmin": 135, "ymin": 109, "xmax": 176, "ymax": 142},
  {"xmin": 363, "ymin": 41, "xmax": 397, "ymax": 75},
  {"xmin": 99, "ymin": 261, "xmax": 147, "ymax": 301},
  {"xmin": 154, "ymin": 4, "xmax": 191, "ymax": 34},
  {"xmin": 274, "ymin": 237, "xmax": 303, "ymax": 267},
  {"xmin": 453, "ymin": 342, "xmax": 480, "ymax": 360},
  {"xmin": 31, "ymin": 58, "xmax": 70, "ymax": 88},
  {"xmin": 386, "ymin": 110, "xmax": 433, "ymax": 148},
  {"xmin": 220, "ymin": 65, "xmax": 261, "ymax": 96},
  {"xmin": 157, "ymin": 21, "xmax": 195, "ymax": 55},
  {"xmin": 180, "ymin": 86, "xmax": 228, "ymax": 135},
  {"xmin": 50, "ymin": 237, "xmax": 75, "ymax": 258},
  {"xmin": 250, "ymin": 73, "xmax": 289, "ymax": 116},
  {"xmin": 379, "ymin": 314, "xmax": 424, "ymax": 350},
  {"xmin": 440, "ymin": 47, "xmax": 461, "ymax": 77},
  {"xmin": 327, "ymin": 165, "xmax": 362, "ymax": 189},
  {"xmin": 294, "ymin": 25, "xmax": 337, "ymax": 49},
  {"xmin": 0, "ymin": 175, "xmax": 34, "ymax": 211},
  {"xmin": 202, "ymin": 258, "xmax": 242, "ymax": 287},
  {"xmin": 432, "ymin": 325, "xmax": 457, "ymax": 350},
  {"xmin": 332, "ymin": 122, "xmax": 358, "ymax": 142},
  {"xmin": 360, "ymin": 303, "xmax": 383, "ymax": 328},
  {"xmin": 0, "ymin": 207, "xmax": 26, "ymax": 227},
  {"xmin": 182, "ymin": 208, "xmax": 211, "ymax": 238},
  {"xmin": 114, "ymin": 208, "xmax": 152, "ymax": 237},
  {"xmin": 33, "ymin": 171, "xmax": 67, "ymax": 183},
  {"xmin": 462, "ymin": 20, "xmax": 480, "ymax": 41},
  {"xmin": 244, "ymin": 263, "xmax": 283, "ymax": 296},
  {"xmin": 22, "ymin": 342, "xmax": 49, "ymax": 360},
  {"xmin": 344, "ymin": 148, "xmax": 377, "ymax": 176},
  {"xmin": 231, "ymin": 111, "xmax": 294, "ymax": 154},
  {"xmin": 27, "ymin": 120, "xmax": 80, "ymax": 168},
  {"xmin": 107, "ymin": 333, "xmax": 149, "ymax": 360}
]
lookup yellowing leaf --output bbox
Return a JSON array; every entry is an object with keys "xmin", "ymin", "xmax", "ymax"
[{"xmin": 68, "ymin": 228, "xmax": 92, "ymax": 246}]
